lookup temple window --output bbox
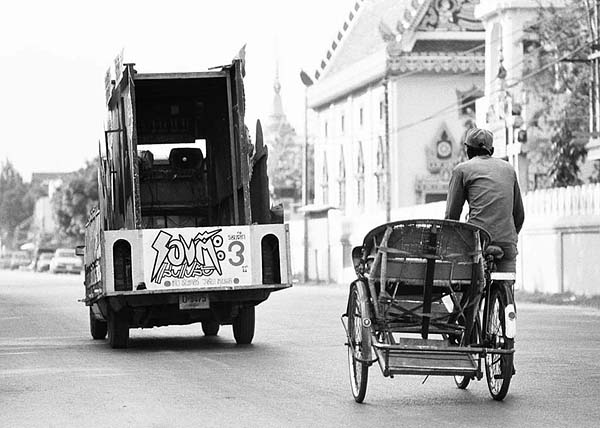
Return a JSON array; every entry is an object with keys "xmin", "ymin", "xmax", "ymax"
[
  {"xmin": 338, "ymin": 146, "xmax": 346, "ymax": 209},
  {"xmin": 356, "ymin": 142, "xmax": 365, "ymax": 208},
  {"xmin": 321, "ymin": 152, "xmax": 329, "ymax": 205},
  {"xmin": 375, "ymin": 136, "xmax": 385, "ymax": 204}
]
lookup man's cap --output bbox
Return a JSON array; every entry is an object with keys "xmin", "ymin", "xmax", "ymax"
[{"xmin": 465, "ymin": 128, "xmax": 493, "ymax": 153}]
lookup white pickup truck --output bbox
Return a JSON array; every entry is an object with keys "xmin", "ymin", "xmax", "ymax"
[{"xmin": 80, "ymin": 56, "xmax": 291, "ymax": 348}]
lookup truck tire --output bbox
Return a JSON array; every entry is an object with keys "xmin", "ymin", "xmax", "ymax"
[
  {"xmin": 202, "ymin": 321, "xmax": 220, "ymax": 336},
  {"xmin": 90, "ymin": 308, "xmax": 107, "ymax": 340},
  {"xmin": 108, "ymin": 309, "xmax": 129, "ymax": 349},
  {"xmin": 233, "ymin": 306, "xmax": 255, "ymax": 345}
]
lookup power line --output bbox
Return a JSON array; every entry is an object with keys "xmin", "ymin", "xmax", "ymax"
[
  {"xmin": 315, "ymin": 33, "xmax": 592, "ymax": 151},
  {"xmin": 314, "ymin": 7, "xmax": 592, "ymax": 140},
  {"xmin": 388, "ymin": 5, "xmax": 591, "ymax": 84},
  {"xmin": 314, "ymin": 5, "xmax": 596, "ymax": 185},
  {"xmin": 386, "ymin": 38, "xmax": 594, "ymax": 136}
]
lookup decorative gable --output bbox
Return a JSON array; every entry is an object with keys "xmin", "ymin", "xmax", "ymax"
[
  {"xmin": 415, "ymin": 123, "xmax": 468, "ymax": 202},
  {"xmin": 417, "ymin": 0, "xmax": 483, "ymax": 32}
]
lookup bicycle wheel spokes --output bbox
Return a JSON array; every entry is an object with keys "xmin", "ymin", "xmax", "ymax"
[
  {"xmin": 485, "ymin": 287, "xmax": 513, "ymax": 400},
  {"xmin": 347, "ymin": 285, "xmax": 369, "ymax": 403},
  {"xmin": 455, "ymin": 307, "xmax": 483, "ymax": 390}
]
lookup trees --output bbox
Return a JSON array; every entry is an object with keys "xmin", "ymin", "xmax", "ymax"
[
  {"xmin": 0, "ymin": 160, "xmax": 32, "ymax": 248},
  {"xmin": 525, "ymin": 1, "xmax": 592, "ymax": 188},
  {"xmin": 51, "ymin": 159, "xmax": 98, "ymax": 245},
  {"xmin": 548, "ymin": 116, "xmax": 588, "ymax": 187},
  {"xmin": 0, "ymin": 158, "xmax": 98, "ymax": 250},
  {"xmin": 266, "ymin": 118, "xmax": 303, "ymax": 203}
]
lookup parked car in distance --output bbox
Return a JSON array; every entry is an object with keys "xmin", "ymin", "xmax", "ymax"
[
  {"xmin": 36, "ymin": 252, "xmax": 55, "ymax": 272},
  {"xmin": 49, "ymin": 248, "xmax": 83, "ymax": 274},
  {"xmin": 0, "ymin": 252, "xmax": 12, "ymax": 269},
  {"xmin": 10, "ymin": 251, "xmax": 32, "ymax": 270}
]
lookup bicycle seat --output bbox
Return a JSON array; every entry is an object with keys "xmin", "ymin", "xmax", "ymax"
[{"xmin": 484, "ymin": 245, "xmax": 504, "ymax": 260}]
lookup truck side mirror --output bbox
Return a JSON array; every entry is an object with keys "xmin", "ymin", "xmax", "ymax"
[{"xmin": 75, "ymin": 245, "xmax": 85, "ymax": 257}]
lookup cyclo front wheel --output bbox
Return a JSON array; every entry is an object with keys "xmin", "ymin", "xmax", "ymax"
[
  {"xmin": 347, "ymin": 283, "xmax": 369, "ymax": 403},
  {"xmin": 485, "ymin": 285, "xmax": 514, "ymax": 400}
]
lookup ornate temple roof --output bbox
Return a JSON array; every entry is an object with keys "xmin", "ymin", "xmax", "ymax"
[{"xmin": 313, "ymin": 0, "xmax": 484, "ymax": 83}]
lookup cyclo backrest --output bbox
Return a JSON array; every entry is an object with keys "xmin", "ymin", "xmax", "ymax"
[{"xmin": 361, "ymin": 219, "xmax": 491, "ymax": 287}]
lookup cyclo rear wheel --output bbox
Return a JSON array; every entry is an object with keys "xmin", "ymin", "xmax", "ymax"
[
  {"xmin": 347, "ymin": 284, "xmax": 369, "ymax": 403},
  {"xmin": 485, "ymin": 285, "xmax": 514, "ymax": 400},
  {"xmin": 454, "ymin": 298, "xmax": 483, "ymax": 389}
]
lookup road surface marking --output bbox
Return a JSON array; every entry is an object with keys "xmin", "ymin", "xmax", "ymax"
[
  {"xmin": 0, "ymin": 351, "xmax": 36, "ymax": 355},
  {"xmin": 0, "ymin": 367, "xmax": 128, "ymax": 377}
]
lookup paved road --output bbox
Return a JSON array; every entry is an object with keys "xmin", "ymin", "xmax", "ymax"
[{"xmin": 1, "ymin": 270, "xmax": 599, "ymax": 427}]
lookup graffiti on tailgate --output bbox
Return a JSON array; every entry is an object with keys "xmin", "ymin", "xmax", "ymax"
[{"xmin": 150, "ymin": 229, "xmax": 225, "ymax": 284}]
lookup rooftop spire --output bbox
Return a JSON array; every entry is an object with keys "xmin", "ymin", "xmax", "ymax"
[{"xmin": 271, "ymin": 59, "xmax": 285, "ymax": 124}]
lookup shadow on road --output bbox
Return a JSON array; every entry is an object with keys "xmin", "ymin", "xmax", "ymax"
[
  {"xmin": 125, "ymin": 336, "xmax": 242, "ymax": 352},
  {"xmin": 115, "ymin": 333, "xmax": 285, "ymax": 356}
]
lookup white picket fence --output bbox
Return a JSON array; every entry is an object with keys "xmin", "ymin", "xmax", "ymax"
[{"xmin": 524, "ymin": 183, "xmax": 600, "ymax": 217}]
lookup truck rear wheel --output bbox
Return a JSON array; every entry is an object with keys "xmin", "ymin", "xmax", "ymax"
[
  {"xmin": 90, "ymin": 308, "xmax": 107, "ymax": 340},
  {"xmin": 202, "ymin": 321, "xmax": 220, "ymax": 336},
  {"xmin": 108, "ymin": 309, "xmax": 129, "ymax": 349},
  {"xmin": 233, "ymin": 306, "xmax": 255, "ymax": 345}
]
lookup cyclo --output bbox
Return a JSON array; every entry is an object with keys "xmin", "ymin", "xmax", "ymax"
[{"xmin": 342, "ymin": 219, "xmax": 516, "ymax": 402}]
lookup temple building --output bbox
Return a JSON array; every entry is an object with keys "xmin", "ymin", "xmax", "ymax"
[
  {"xmin": 307, "ymin": 0, "xmax": 485, "ymax": 215},
  {"xmin": 299, "ymin": 0, "xmax": 486, "ymax": 281},
  {"xmin": 263, "ymin": 64, "xmax": 303, "ymax": 213}
]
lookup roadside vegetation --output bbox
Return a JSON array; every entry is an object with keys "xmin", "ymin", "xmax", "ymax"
[
  {"xmin": 0, "ymin": 158, "xmax": 98, "ymax": 250},
  {"xmin": 516, "ymin": 290, "xmax": 600, "ymax": 310}
]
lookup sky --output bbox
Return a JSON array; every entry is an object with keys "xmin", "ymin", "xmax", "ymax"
[{"xmin": 0, "ymin": 0, "xmax": 354, "ymax": 181}]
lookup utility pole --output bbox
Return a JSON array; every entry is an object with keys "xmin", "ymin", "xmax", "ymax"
[
  {"xmin": 590, "ymin": 0, "xmax": 600, "ymax": 138},
  {"xmin": 300, "ymin": 70, "xmax": 314, "ymax": 283},
  {"xmin": 585, "ymin": 0, "xmax": 600, "ymax": 139},
  {"xmin": 383, "ymin": 73, "xmax": 391, "ymax": 223}
]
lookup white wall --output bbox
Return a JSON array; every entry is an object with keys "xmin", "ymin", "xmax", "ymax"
[
  {"xmin": 520, "ymin": 184, "xmax": 600, "ymax": 294},
  {"xmin": 391, "ymin": 74, "xmax": 485, "ymax": 207},
  {"xmin": 313, "ymin": 71, "xmax": 484, "ymax": 216},
  {"xmin": 291, "ymin": 184, "xmax": 600, "ymax": 296}
]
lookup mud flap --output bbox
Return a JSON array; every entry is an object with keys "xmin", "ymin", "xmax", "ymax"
[{"xmin": 352, "ymin": 280, "xmax": 373, "ymax": 362}]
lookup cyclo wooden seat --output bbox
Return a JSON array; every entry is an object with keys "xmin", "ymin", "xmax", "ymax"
[{"xmin": 354, "ymin": 219, "xmax": 491, "ymax": 339}]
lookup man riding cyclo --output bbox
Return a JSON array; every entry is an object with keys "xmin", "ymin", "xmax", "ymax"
[
  {"xmin": 445, "ymin": 127, "xmax": 525, "ymax": 273},
  {"xmin": 445, "ymin": 128, "xmax": 524, "ymax": 376}
]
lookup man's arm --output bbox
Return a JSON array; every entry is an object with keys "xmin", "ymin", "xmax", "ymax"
[
  {"xmin": 513, "ymin": 176, "xmax": 525, "ymax": 234},
  {"xmin": 445, "ymin": 168, "xmax": 465, "ymax": 220}
]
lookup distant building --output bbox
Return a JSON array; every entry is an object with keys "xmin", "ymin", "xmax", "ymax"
[
  {"xmin": 31, "ymin": 172, "xmax": 73, "ymax": 198},
  {"xmin": 29, "ymin": 171, "xmax": 74, "ymax": 244},
  {"xmin": 263, "ymin": 64, "xmax": 303, "ymax": 213},
  {"xmin": 307, "ymin": 0, "xmax": 485, "ymax": 216},
  {"xmin": 32, "ymin": 197, "xmax": 57, "ymax": 237}
]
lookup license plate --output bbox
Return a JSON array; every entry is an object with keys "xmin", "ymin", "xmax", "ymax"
[{"xmin": 179, "ymin": 293, "xmax": 209, "ymax": 310}]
